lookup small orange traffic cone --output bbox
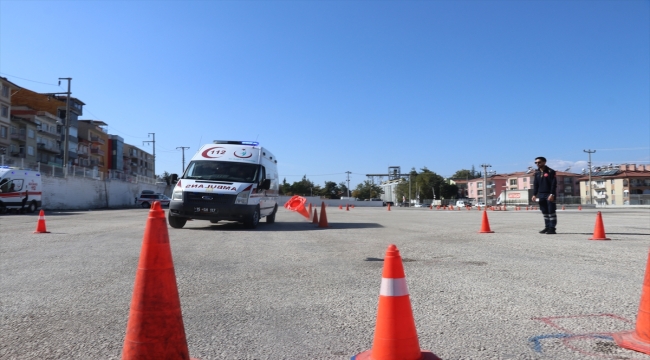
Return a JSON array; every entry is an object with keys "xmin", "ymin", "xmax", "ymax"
[
  {"xmin": 312, "ymin": 208, "xmax": 319, "ymax": 224},
  {"xmin": 387, "ymin": 203, "xmax": 391, "ymax": 211},
  {"xmin": 479, "ymin": 210, "xmax": 494, "ymax": 233},
  {"xmin": 122, "ymin": 202, "xmax": 195, "ymax": 360},
  {"xmin": 352, "ymin": 205, "xmax": 355, "ymax": 209},
  {"xmin": 346, "ymin": 204, "xmax": 350, "ymax": 211},
  {"xmin": 339, "ymin": 204, "xmax": 343, "ymax": 210},
  {"xmin": 285, "ymin": 195, "xmax": 310, "ymax": 219},
  {"xmin": 589, "ymin": 211, "xmax": 610, "ymax": 240},
  {"xmin": 308, "ymin": 203, "xmax": 312, "ymax": 216},
  {"xmin": 562, "ymin": 205, "xmax": 565, "ymax": 211},
  {"xmin": 352, "ymin": 245, "xmax": 440, "ymax": 360},
  {"xmin": 33, "ymin": 209, "xmax": 50, "ymax": 234},
  {"xmin": 318, "ymin": 202, "xmax": 329, "ymax": 228},
  {"xmin": 579, "ymin": 205, "xmax": 582, "ymax": 211},
  {"xmin": 613, "ymin": 249, "xmax": 650, "ymax": 354}
]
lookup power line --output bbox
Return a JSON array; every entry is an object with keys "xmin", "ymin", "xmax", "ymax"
[{"xmin": 0, "ymin": 72, "xmax": 60, "ymax": 86}]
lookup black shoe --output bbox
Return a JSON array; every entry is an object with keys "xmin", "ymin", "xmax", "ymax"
[
  {"xmin": 546, "ymin": 228, "xmax": 556, "ymax": 234},
  {"xmin": 539, "ymin": 228, "xmax": 548, "ymax": 234}
]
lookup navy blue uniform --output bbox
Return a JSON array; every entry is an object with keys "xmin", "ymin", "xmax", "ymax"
[{"xmin": 533, "ymin": 166, "xmax": 557, "ymax": 230}]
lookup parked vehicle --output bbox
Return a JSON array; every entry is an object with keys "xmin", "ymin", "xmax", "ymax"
[
  {"xmin": 168, "ymin": 140, "xmax": 279, "ymax": 229},
  {"xmin": 136, "ymin": 193, "xmax": 171, "ymax": 208},
  {"xmin": 474, "ymin": 202, "xmax": 486, "ymax": 208},
  {"xmin": 0, "ymin": 166, "xmax": 42, "ymax": 214}
]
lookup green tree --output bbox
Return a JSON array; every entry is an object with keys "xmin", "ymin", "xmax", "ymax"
[
  {"xmin": 338, "ymin": 182, "xmax": 349, "ymax": 198},
  {"xmin": 279, "ymin": 178, "xmax": 292, "ymax": 195},
  {"xmin": 394, "ymin": 167, "xmax": 460, "ymax": 203},
  {"xmin": 290, "ymin": 175, "xmax": 320, "ymax": 196},
  {"xmin": 451, "ymin": 167, "xmax": 481, "ymax": 180},
  {"xmin": 353, "ymin": 180, "xmax": 384, "ymax": 200},
  {"xmin": 320, "ymin": 181, "xmax": 340, "ymax": 199}
]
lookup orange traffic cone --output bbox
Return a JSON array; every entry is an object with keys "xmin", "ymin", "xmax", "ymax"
[
  {"xmin": 352, "ymin": 245, "xmax": 440, "ymax": 360},
  {"xmin": 346, "ymin": 204, "xmax": 350, "ymax": 211},
  {"xmin": 122, "ymin": 202, "xmax": 195, "ymax": 360},
  {"xmin": 613, "ymin": 249, "xmax": 650, "ymax": 354},
  {"xmin": 352, "ymin": 205, "xmax": 355, "ymax": 209},
  {"xmin": 318, "ymin": 202, "xmax": 329, "ymax": 228},
  {"xmin": 339, "ymin": 204, "xmax": 343, "ymax": 210},
  {"xmin": 387, "ymin": 203, "xmax": 391, "ymax": 211},
  {"xmin": 33, "ymin": 209, "xmax": 50, "ymax": 234},
  {"xmin": 308, "ymin": 203, "xmax": 312, "ymax": 216},
  {"xmin": 285, "ymin": 195, "xmax": 310, "ymax": 219},
  {"xmin": 562, "ymin": 205, "xmax": 565, "ymax": 211},
  {"xmin": 589, "ymin": 211, "xmax": 611, "ymax": 240},
  {"xmin": 312, "ymin": 208, "xmax": 319, "ymax": 224},
  {"xmin": 579, "ymin": 205, "xmax": 582, "ymax": 211},
  {"xmin": 479, "ymin": 210, "xmax": 494, "ymax": 233}
]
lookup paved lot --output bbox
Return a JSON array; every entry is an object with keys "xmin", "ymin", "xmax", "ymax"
[{"xmin": 1, "ymin": 206, "xmax": 650, "ymax": 360}]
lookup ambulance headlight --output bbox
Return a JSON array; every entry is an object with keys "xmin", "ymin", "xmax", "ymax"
[
  {"xmin": 235, "ymin": 191, "xmax": 250, "ymax": 204},
  {"xmin": 172, "ymin": 189, "xmax": 183, "ymax": 200}
]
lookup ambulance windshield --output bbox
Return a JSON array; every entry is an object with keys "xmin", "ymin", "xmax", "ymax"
[{"xmin": 184, "ymin": 161, "xmax": 259, "ymax": 183}]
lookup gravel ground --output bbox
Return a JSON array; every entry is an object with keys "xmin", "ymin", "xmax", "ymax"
[{"xmin": 1, "ymin": 206, "xmax": 649, "ymax": 360}]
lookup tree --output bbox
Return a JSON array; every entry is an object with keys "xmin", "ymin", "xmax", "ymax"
[
  {"xmin": 338, "ymin": 182, "xmax": 349, "ymax": 198},
  {"xmin": 279, "ymin": 178, "xmax": 292, "ymax": 195},
  {"xmin": 320, "ymin": 181, "xmax": 341, "ymax": 199},
  {"xmin": 394, "ymin": 167, "xmax": 459, "ymax": 203},
  {"xmin": 353, "ymin": 180, "xmax": 384, "ymax": 200},
  {"xmin": 451, "ymin": 166, "xmax": 481, "ymax": 180}
]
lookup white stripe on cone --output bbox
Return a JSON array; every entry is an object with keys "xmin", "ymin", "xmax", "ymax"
[{"xmin": 379, "ymin": 278, "xmax": 409, "ymax": 296}]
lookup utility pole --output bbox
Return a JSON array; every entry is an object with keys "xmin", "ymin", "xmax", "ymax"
[
  {"xmin": 176, "ymin": 146, "xmax": 190, "ymax": 173},
  {"xmin": 481, "ymin": 163, "xmax": 492, "ymax": 205},
  {"xmin": 345, "ymin": 171, "xmax": 351, "ymax": 197},
  {"xmin": 583, "ymin": 149, "xmax": 596, "ymax": 205},
  {"xmin": 58, "ymin": 78, "xmax": 72, "ymax": 171},
  {"xmin": 143, "ymin": 133, "xmax": 155, "ymax": 179}
]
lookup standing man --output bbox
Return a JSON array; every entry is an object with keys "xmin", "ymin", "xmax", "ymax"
[{"xmin": 531, "ymin": 156, "xmax": 557, "ymax": 234}]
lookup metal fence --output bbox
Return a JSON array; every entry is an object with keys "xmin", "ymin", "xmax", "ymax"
[{"xmin": 0, "ymin": 159, "xmax": 158, "ymax": 185}]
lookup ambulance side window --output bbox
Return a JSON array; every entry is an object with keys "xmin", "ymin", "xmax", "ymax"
[
  {"xmin": 259, "ymin": 166, "xmax": 266, "ymax": 184},
  {"xmin": 12, "ymin": 179, "xmax": 24, "ymax": 191}
]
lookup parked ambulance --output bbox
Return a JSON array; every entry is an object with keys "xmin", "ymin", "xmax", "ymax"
[
  {"xmin": 168, "ymin": 141, "xmax": 279, "ymax": 229},
  {"xmin": 0, "ymin": 166, "xmax": 43, "ymax": 214}
]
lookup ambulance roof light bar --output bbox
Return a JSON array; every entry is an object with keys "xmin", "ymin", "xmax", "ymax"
[{"xmin": 213, "ymin": 140, "xmax": 259, "ymax": 146}]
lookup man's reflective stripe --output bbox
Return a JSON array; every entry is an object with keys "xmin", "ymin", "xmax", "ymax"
[{"xmin": 379, "ymin": 277, "xmax": 409, "ymax": 296}]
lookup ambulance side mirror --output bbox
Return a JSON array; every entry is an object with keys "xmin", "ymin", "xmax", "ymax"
[
  {"xmin": 169, "ymin": 174, "xmax": 178, "ymax": 184},
  {"xmin": 260, "ymin": 179, "xmax": 271, "ymax": 190}
]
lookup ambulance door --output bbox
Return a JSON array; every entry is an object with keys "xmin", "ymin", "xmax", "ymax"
[{"xmin": 258, "ymin": 165, "xmax": 270, "ymax": 216}]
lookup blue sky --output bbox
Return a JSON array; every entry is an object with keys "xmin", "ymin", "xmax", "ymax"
[{"xmin": 1, "ymin": 0, "xmax": 648, "ymax": 187}]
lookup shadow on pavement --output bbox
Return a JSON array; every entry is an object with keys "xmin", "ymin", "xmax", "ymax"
[{"xmin": 180, "ymin": 221, "xmax": 384, "ymax": 231}]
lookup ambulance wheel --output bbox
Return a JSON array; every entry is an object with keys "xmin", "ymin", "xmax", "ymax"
[
  {"xmin": 27, "ymin": 201, "xmax": 37, "ymax": 213},
  {"xmin": 168, "ymin": 213, "xmax": 187, "ymax": 229},
  {"xmin": 244, "ymin": 206, "xmax": 260, "ymax": 229},
  {"xmin": 141, "ymin": 202, "xmax": 150, "ymax": 208},
  {"xmin": 0, "ymin": 203, "xmax": 6, "ymax": 215},
  {"xmin": 209, "ymin": 220, "xmax": 220, "ymax": 224},
  {"xmin": 266, "ymin": 204, "xmax": 277, "ymax": 224}
]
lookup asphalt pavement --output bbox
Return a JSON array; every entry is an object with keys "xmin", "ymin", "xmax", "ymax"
[{"xmin": 1, "ymin": 206, "xmax": 649, "ymax": 359}]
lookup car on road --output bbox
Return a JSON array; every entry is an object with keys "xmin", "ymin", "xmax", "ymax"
[
  {"xmin": 474, "ymin": 202, "xmax": 486, "ymax": 208},
  {"xmin": 136, "ymin": 193, "xmax": 171, "ymax": 208}
]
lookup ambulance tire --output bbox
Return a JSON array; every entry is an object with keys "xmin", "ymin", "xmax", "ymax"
[
  {"xmin": 27, "ymin": 201, "xmax": 37, "ymax": 213},
  {"xmin": 0, "ymin": 203, "xmax": 6, "ymax": 215},
  {"xmin": 244, "ymin": 206, "xmax": 260, "ymax": 229},
  {"xmin": 168, "ymin": 213, "xmax": 187, "ymax": 229},
  {"xmin": 141, "ymin": 202, "xmax": 150, "ymax": 208},
  {"xmin": 266, "ymin": 204, "xmax": 277, "ymax": 224}
]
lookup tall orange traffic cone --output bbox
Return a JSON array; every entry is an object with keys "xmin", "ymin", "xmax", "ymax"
[
  {"xmin": 589, "ymin": 211, "xmax": 610, "ymax": 240},
  {"xmin": 312, "ymin": 208, "xmax": 319, "ymax": 224},
  {"xmin": 33, "ymin": 209, "xmax": 50, "ymax": 234},
  {"xmin": 479, "ymin": 210, "xmax": 494, "ymax": 233},
  {"xmin": 613, "ymin": 249, "xmax": 650, "ymax": 354},
  {"xmin": 318, "ymin": 202, "xmax": 329, "ymax": 228},
  {"xmin": 352, "ymin": 245, "xmax": 440, "ymax": 360},
  {"xmin": 122, "ymin": 202, "xmax": 195, "ymax": 360},
  {"xmin": 285, "ymin": 195, "xmax": 310, "ymax": 219}
]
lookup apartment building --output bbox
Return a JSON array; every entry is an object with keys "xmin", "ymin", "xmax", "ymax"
[
  {"xmin": 578, "ymin": 164, "xmax": 650, "ymax": 205},
  {"xmin": 0, "ymin": 77, "xmax": 22, "ymax": 161},
  {"xmin": 10, "ymin": 107, "xmax": 62, "ymax": 166},
  {"xmin": 467, "ymin": 171, "xmax": 581, "ymax": 205},
  {"xmin": 11, "ymin": 86, "xmax": 85, "ymax": 167},
  {"xmin": 78, "ymin": 120, "xmax": 109, "ymax": 174},
  {"xmin": 122, "ymin": 143, "xmax": 154, "ymax": 178}
]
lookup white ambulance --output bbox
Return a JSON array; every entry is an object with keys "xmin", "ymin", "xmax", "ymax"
[
  {"xmin": 168, "ymin": 141, "xmax": 279, "ymax": 229},
  {"xmin": 0, "ymin": 166, "xmax": 43, "ymax": 214}
]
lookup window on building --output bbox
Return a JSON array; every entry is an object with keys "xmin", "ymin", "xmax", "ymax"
[
  {"xmin": 564, "ymin": 177, "xmax": 572, "ymax": 184},
  {"xmin": 1, "ymin": 84, "xmax": 8, "ymax": 97},
  {"xmin": 611, "ymin": 179, "xmax": 615, "ymax": 184},
  {"xmin": 27, "ymin": 129, "xmax": 34, "ymax": 138},
  {"xmin": 478, "ymin": 182, "xmax": 483, "ymax": 188},
  {"xmin": 509, "ymin": 179, "xmax": 517, "ymax": 185},
  {"xmin": 523, "ymin": 178, "xmax": 527, "ymax": 183},
  {"xmin": 0, "ymin": 126, "xmax": 6, "ymax": 139},
  {"xmin": 0, "ymin": 105, "xmax": 8, "ymax": 118},
  {"xmin": 27, "ymin": 146, "xmax": 34, "ymax": 156},
  {"xmin": 611, "ymin": 189, "xmax": 615, "ymax": 195},
  {"xmin": 477, "ymin": 190, "xmax": 483, "ymax": 195}
]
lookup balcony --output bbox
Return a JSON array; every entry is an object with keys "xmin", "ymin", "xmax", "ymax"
[
  {"xmin": 90, "ymin": 135, "xmax": 105, "ymax": 145},
  {"xmin": 563, "ymin": 187, "xmax": 572, "ymax": 193},
  {"xmin": 37, "ymin": 142, "xmax": 60, "ymax": 153},
  {"xmin": 595, "ymin": 194, "xmax": 607, "ymax": 199},
  {"xmin": 90, "ymin": 159, "xmax": 99, "ymax": 167},
  {"xmin": 10, "ymin": 151, "xmax": 25, "ymax": 158},
  {"xmin": 592, "ymin": 182, "xmax": 606, "ymax": 189},
  {"xmin": 98, "ymin": 161, "xmax": 105, "ymax": 167},
  {"xmin": 91, "ymin": 148, "xmax": 105, "ymax": 156},
  {"xmin": 10, "ymin": 133, "xmax": 26, "ymax": 142}
]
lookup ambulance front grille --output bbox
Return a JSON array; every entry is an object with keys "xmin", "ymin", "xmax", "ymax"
[{"xmin": 185, "ymin": 192, "xmax": 236, "ymax": 205}]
